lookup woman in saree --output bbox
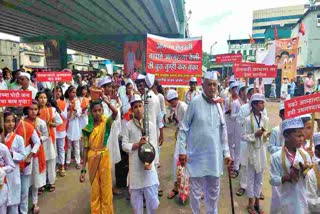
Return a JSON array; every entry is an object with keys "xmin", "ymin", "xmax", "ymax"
[{"xmin": 79, "ymin": 96, "xmax": 118, "ymax": 214}]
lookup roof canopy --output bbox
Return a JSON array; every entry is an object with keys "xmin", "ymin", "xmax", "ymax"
[{"xmin": 1, "ymin": 0, "xmax": 187, "ymax": 63}]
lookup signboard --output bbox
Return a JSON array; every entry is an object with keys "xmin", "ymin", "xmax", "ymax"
[
  {"xmin": 215, "ymin": 53, "xmax": 242, "ymax": 64},
  {"xmin": 0, "ymin": 90, "xmax": 32, "ymax": 107},
  {"xmin": 275, "ymin": 37, "xmax": 299, "ymax": 82},
  {"xmin": 123, "ymin": 41, "xmax": 144, "ymax": 76},
  {"xmin": 233, "ymin": 62, "xmax": 277, "ymax": 78},
  {"xmin": 285, "ymin": 93, "xmax": 320, "ymax": 119},
  {"xmin": 146, "ymin": 34, "xmax": 202, "ymax": 86},
  {"xmin": 36, "ymin": 72, "xmax": 73, "ymax": 82}
]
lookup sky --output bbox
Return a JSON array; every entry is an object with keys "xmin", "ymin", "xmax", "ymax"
[{"xmin": 185, "ymin": 0, "xmax": 307, "ymax": 54}]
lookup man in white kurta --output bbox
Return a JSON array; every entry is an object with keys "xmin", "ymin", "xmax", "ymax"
[
  {"xmin": 229, "ymin": 82, "xmax": 241, "ymax": 176},
  {"xmin": 122, "ymin": 94, "xmax": 159, "ymax": 214},
  {"xmin": 270, "ymin": 117, "xmax": 312, "ymax": 214},
  {"xmin": 305, "ymin": 133, "xmax": 320, "ymax": 213},
  {"xmin": 18, "ymin": 72, "xmax": 38, "ymax": 99},
  {"xmin": 184, "ymin": 77, "xmax": 200, "ymax": 105},
  {"xmin": 0, "ymin": 143, "xmax": 15, "ymax": 214},
  {"xmin": 136, "ymin": 74, "xmax": 164, "ymax": 167},
  {"xmin": 178, "ymin": 71, "xmax": 232, "ymax": 214},
  {"xmin": 166, "ymin": 89, "xmax": 188, "ymax": 198}
]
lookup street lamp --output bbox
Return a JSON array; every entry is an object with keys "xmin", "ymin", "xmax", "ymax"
[{"xmin": 210, "ymin": 41, "xmax": 218, "ymax": 55}]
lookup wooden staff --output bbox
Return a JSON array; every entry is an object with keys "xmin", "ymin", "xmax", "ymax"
[{"xmin": 227, "ymin": 166, "xmax": 235, "ymax": 214}]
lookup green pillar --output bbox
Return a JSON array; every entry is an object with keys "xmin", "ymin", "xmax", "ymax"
[{"xmin": 59, "ymin": 39, "xmax": 67, "ymax": 69}]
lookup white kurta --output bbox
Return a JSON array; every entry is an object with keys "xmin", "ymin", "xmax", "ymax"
[
  {"xmin": 184, "ymin": 90, "xmax": 200, "ymax": 105},
  {"xmin": 242, "ymin": 113, "xmax": 269, "ymax": 173},
  {"xmin": 0, "ymin": 143, "xmax": 15, "ymax": 207},
  {"xmin": 62, "ymin": 99, "xmax": 82, "ymax": 141},
  {"xmin": 43, "ymin": 107, "xmax": 62, "ymax": 161},
  {"xmin": 20, "ymin": 85, "xmax": 38, "ymax": 99},
  {"xmin": 230, "ymin": 98, "xmax": 242, "ymax": 170},
  {"xmin": 5, "ymin": 134, "xmax": 26, "ymax": 206},
  {"xmin": 78, "ymin": 97, "xmax": 89, "ymax": 130},
  {"xmin": 268, "ymin": 125, "xmax": 284, "ymax": 155},
  {"xmin": 157, "ymin": 93, "xmax": 166, "ymax": 116},
  {"xmin": 21, "ymin": 130, "xmax": 41, "ymax": 176},
  {"xmin": 270, "ymin": 148, "xmax": 312, "ymax": 214},
  {"xmin": 178, "ymin": 95, "xmax": 230, "ymax": 177},
  {"xmin": 122, "ymin": 120, "xmax": 159, "ymax": 190},
  {"xmin": 31, "ymin": 118, "xmax": 48, "ymax": 188},
  {"xmin": 143, "ymin": 90, "xmax": 164, "ymax": 166},
  {"xmin": 305, "ymin": 165, "xmax": 320, "ymax": 213},
  {"xmin": 103, "ymin": 100, "xmax": 122, "ymax": 165},
  {"xmin": 173, "ymin": 101, "xmax": 188, "ymax": 159}
]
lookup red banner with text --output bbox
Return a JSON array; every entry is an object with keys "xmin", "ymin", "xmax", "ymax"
[
  {"xmin": 0, "ymin": 90, "xmax": 32, "ymax": 107},
  {"xmin": 233, "ymin": 62, "xmax": 277, "ymax": 78},
  {"xmin": 36, "ymin": 72, "xmax": 73, "ymax": 82},
  {"xmin": 146, "ymin": 34, "xmax": 202, "ymax": 86},
  {"xmin": 284, "ymin": 93, "xmax": 320, "ymax": 119},
  {"xmin": 215, "ymin": 53, "xmax": 242, "ymax": 64}
]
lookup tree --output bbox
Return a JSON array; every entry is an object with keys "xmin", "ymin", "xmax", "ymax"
[{"xmin": 202, "ymin": 51, "xmax": 211, "ymax": 68}]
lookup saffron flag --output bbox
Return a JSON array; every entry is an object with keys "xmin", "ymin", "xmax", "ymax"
[
  {"xmin": 299, "ymin": 22, "xmax": 306, "ymax": 36},
  {"xmin": 249, "ymin": 35, "xmax": 255, "ymax": 44}
]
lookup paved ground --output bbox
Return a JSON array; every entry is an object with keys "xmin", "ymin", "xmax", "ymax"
[{"xmin": 37, "ymin": 102, "xmax": 281, "ymax": 214}]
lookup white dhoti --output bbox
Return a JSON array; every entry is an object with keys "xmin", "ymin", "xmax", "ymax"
[
  {"xmin": 56, "ymin": 138, "xmax": 65, "ymax": 165},
  {"xmin": 130, "ymin": 184, "xmax": 159, "ymax": 214},
  {"xmin": 0, "ymin": 183, "xmax": 8, "ymax": 214},
  {"xmin": 19, "ymin": 174, "xmax": 30, "ymax": 214},
  {"xmin": 46, "ymin": 159, "xmax": 56, "ymax": 185},
  {"xmin": 247, "ymin": 164, "xmax": 263, "ymax": 198},
  {"xmin": 66, "ymin": 139, "xmax": 80, "ymax": 165},
  {"xmin": 239, "ymin": 140, "xmax": 248, "ymax": 189},
  {"xmin": 7, "ymin": 205, "xmax": 19, "ymax": 214},
  {"xmin": 190, "ymin": 176, "xmax": 220, "ymax": 214}
]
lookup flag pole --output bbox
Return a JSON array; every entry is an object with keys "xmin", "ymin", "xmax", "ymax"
[{"xmin": 227, "ymin": 165, "xmax": 235, "ymax": 214}]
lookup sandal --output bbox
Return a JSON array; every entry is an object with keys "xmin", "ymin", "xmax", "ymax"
[
  {"xmin": 167, "ymin": 189, "xmax": 179, "ymax": 199},
  {"xmin": 236, "ymin": 187, "xmax": 246, "ymax": 196},
  {"xmin": 32, "ymin": 205, "xmax": 40, "ymax": 214},
  {"xmin": 49, "ymin": 184, "xmax": 56, "ymax": 192},
  {"xmin": 254, "ymin": 205, "xmax": 265, "ymax": 214},
  {"xmin": 231, "ymin": 170, "xmax": 239, "ymax": 178},
  {"xmin": 247, "ymin": 206, "xmax": 257, "ymax": 214},
  {"xmin": 259, "ymin": 192, "xmax": 265, "ymax": 200},
  {"xmin": 65, "ymin": 164, "xmax": 70, "ymax": 170},
  {"xmin": 158, "ymin": 189, "xmax": 163, "ymax": 197},
  {"xmin": 38, "ymin": 187, "xmax": 45, "ymax": 195},
  {"xmin": 59, "ymin": 169, "xmax": 66, "ymax": 177},
  {"xmin": 76, "ymin": 164, "xmax": 81, "ymax": 170}
]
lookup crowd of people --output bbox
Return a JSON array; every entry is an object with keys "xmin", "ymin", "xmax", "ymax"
[{"xmin": 0, "ymin": 66, "xmax": 320, "ymax": 214}]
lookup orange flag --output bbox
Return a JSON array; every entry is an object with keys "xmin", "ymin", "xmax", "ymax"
[
  {"xmin": 299, "ymin": 22, "xmax": 306, "ymax": 36},
  {"xmin": 249, "ymin": 34, "xmax": 255, "ymax": 44}
]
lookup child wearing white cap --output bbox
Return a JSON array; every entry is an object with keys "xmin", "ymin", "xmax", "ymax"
[
  {"xmin": 305, "ymin": 133, "xmax": 320, "ymax": 213},
  {"xmin": 268, "ymin": 103, "xmax": 286, "ymax": 214},
  {"xmin": 270, "ymin": 117, "xmax": 312, "ymax": 214},
  {"xmin": 165, "ymin": 89, "xmax": 188, "ymax": 199},
  {"xmin": 242, "ymin": 94, "xmax": 269, "ymax": 213},
  {"xmin": 122, "ymin": 94, "xmax": 160, "ymax": 213},
  {"xmin": 184, "ymin": 76, "xmax": 200, "ymax": 105}
]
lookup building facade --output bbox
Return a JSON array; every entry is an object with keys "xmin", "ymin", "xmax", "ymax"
[
  {"xmin": 227, "ymin": 38, "xmax": 265, "ymax": 62},
  {"xmin": 0, "ymin": 40, "xmax": 19, "ymax": 70},
  {"xmin": 291, "ymin": 5, "xmax": 320, "ymax": 81},
  {"xmin": 20, "ymin": 43, "xmax": 46, "ymax": 71},
  {"xmin": 253, "ymin": 5, "xmax": 306, "ymax": 38}
]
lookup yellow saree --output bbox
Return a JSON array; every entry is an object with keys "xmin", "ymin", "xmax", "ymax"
[{"xmin": 83, "ymin": 115, "xmax": 114, "ymax": 214}]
